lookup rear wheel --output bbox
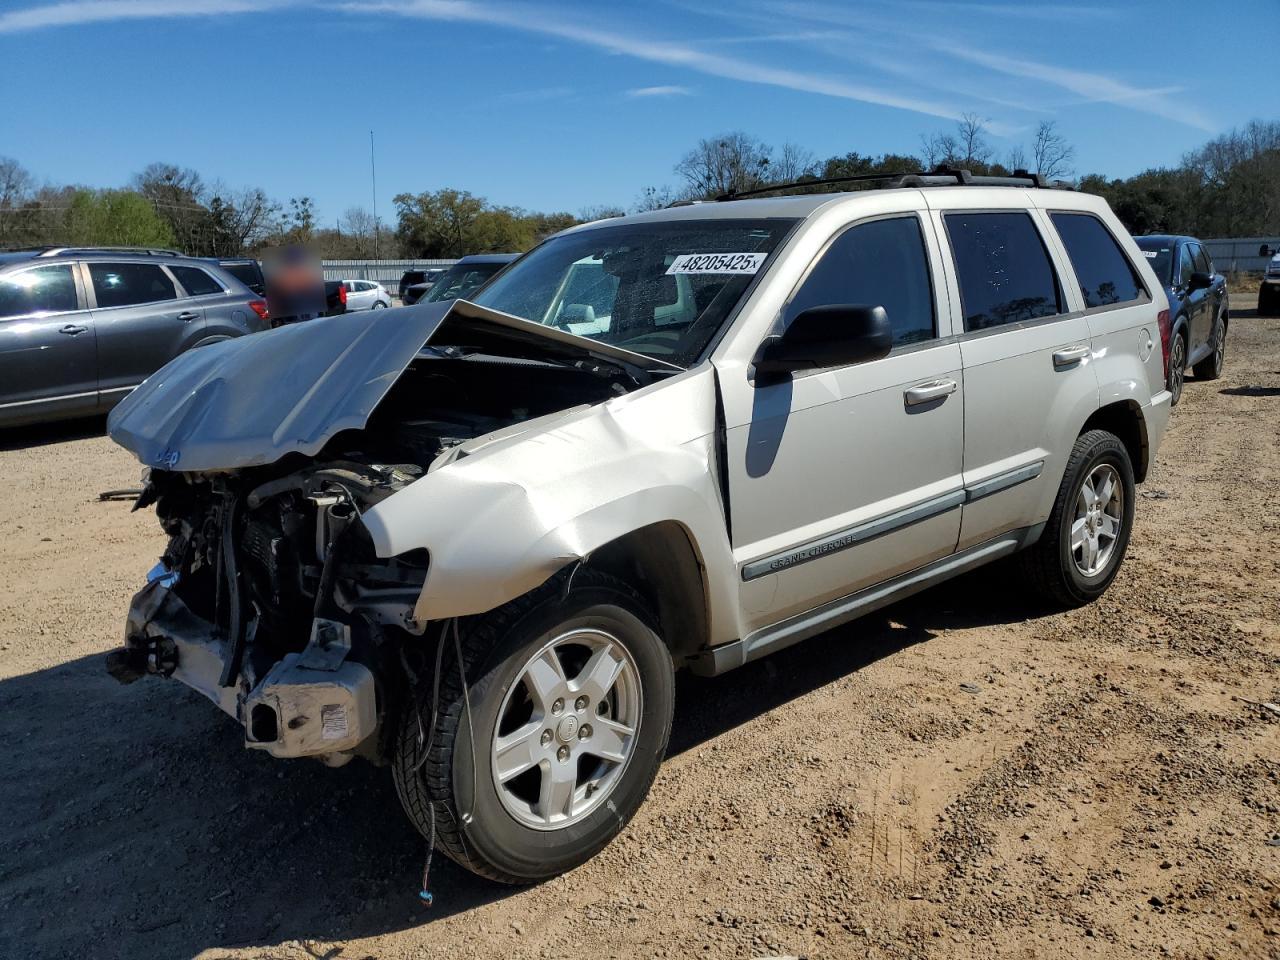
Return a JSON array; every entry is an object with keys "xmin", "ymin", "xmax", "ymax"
[
  {"xmin": 1192, "ymin": 313, "xmax": 1225, "ymax": 380},
  {"xmin": 392, "ymin": 569, "xmax": 674, "ymax": 884},
  {"xmin": 1167, "ymin": 330, "xmax": 1186, "ymax": 406},
  {"xmin": 1259, "ymin": 287, "xmax": 1279, "ymax": 318},
  {"xmin": 1019, "ymin": 429, "xmax": 1135, "ymax": 607},
  {"xmin": 372, "ymin": 301, "xmax": 387, "ymax": 309}
]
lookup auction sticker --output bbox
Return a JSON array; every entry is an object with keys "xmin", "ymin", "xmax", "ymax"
[
  {"xmin": 667, "ymin": 252, "xmax": 766, "ymax": 275},
  {"xmin": 1141, "ymin": 250, "xmax": 1160, "ymax": 258}
]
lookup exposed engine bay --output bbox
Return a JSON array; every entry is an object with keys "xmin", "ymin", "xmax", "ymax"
[{"xmin": 108, "ymin": 350, "xmax": 638, "ymax": 765}]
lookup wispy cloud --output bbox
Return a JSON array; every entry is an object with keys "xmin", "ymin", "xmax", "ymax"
[
  {"xmin": 626, "ymin": 85, "xmax": 692, "ymax": 98},
  {"xmin": 0, "ymin": 0, "xmax": 291, "ymax": 33}
]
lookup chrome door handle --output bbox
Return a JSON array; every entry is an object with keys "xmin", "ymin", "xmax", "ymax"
[
  {"xmin": 904, "ymin": 378, "xmax": 958, "ymax": 406},
  {"xmin": 1053, "ymin": 345, "xmax": 1090, "ymax": 368},
  {"xmin": 59, "ymin": 324, "xmax": 88, "ymax": 336},
  {"xmin": 176, "ymin": 311, "xmax": 200, "ymax": 322}
]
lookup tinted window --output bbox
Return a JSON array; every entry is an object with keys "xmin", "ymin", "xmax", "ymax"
[
  {"xmin": 1192, "ymin": 244, "xmax": 1212, "ymax": 275},
  {"xmin": 426, "ymin": 262, "xmax": 508, "ymax": 302},
  {"xmin": 0, "ymin": 265, "xmax": 78, "ymax": 319},
  {"xmin": 785, "ymin": 216, "xmax": 935, "ymax": 346},
  {"xmin": 1133, "ymin": 238, "xmax": 1173, "ymax": 284},
  {"xmin": 171, "ymin": 266, "xmax": 223, "ymax": 297},
  {"xmin": 221, "ymin": 261, "xmax": 264, "ymax": 290},
  {"xmin": 1177, "ymin": 245, "xmax": 1196, "ymax": 286},
  {"xmin": 945, "ymin": 212, "xmax": 1062, "ymax": 331},
  {"xmin": 1049, "ymin": 213, "xmax": 1145, "ymax": 308},
  {"xmin": 89, "ymin": 263, "xmax": 177, "ymax": 308}
]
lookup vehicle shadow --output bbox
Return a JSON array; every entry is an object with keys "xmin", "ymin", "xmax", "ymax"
[
  {"xmin": 1220, "ymin": 385, "xmax": 1280, "ymax": 397},
  {"xmin": 0, "ymin": 565, "xmax": 1056, "ymax": 959},
  {"xmin": 0, "ymin": 415, "xmax": 106, "ymax": 452}
]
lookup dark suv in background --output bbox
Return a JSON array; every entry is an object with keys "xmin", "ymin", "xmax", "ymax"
[
  {"xmin": 1133, "ymin": 235, "xmax": 1227, "ymax": 405},
  {"xmin": 0, "ymin": 247, "xmax": 268, "ymax": 428}
]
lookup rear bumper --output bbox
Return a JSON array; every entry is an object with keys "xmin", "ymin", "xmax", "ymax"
[
  {"xmin": 1144, "ymin": 389, "xmax": 1173, "ymax": 464},
  {"xmin": 109, "ymin": 580, "xmax": 378, "ymax": 764}
]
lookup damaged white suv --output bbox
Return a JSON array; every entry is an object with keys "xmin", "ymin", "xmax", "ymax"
[{"xmin": 108, "ymin": 172, "xmax": 1172, "ymax": 883}]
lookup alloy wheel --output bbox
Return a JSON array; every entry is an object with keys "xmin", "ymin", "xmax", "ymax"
[
  {"xmin": 491, "ymin": 628, "xmax": 642, "ymax": 830},
  {"xmin": 1071, "ymin": 463, "xmax": 1124, "ymax": 577},
  {"xmin": 1169, "ymin": 335, "xmax": 1185, "ymax": 403}
]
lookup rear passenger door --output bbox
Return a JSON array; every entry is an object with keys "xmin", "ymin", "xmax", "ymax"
[
  {"xmin": 928, "ymin": 198, "xmax": 1098, "ymax": 551},
  {"xmin": 87, "ymin": 261, "xmax": 202, "ymax": 401}
]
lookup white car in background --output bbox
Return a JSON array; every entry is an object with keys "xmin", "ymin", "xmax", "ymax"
[{"xmin": 342, "ymin": 279, "xmax": 391, "ymax": 311}]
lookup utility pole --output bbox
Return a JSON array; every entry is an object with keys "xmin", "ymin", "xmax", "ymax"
[{"xmin": 370, "ymin": 130, "xmax": 380, "ymax": 261}]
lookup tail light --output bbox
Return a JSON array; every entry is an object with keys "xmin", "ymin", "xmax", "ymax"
[
  {"xmin": 1156, "ymin": 308, "xmax": 1171, "ymax": 377},
  {"xmin": 337, "ymin": 285, "xmax": 348, "ymax": 305},
  {"xmin": 248, "ymin": 299, "xmax": 269, "ymax": 322}
]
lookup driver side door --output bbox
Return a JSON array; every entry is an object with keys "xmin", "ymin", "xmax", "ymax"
[{"xmin": 716, "ymin": 213, "xmax": 965, "ymax": 634}]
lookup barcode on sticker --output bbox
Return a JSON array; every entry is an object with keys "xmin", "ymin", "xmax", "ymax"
[
  {"xmin": 666, "ymin": 252, "xmax": 765, "ymax": 275},
  {"xmin": 1142, "ymin": 251, "xmax": 1159, "ymax": 258},
  {"xmin": 321, "ymin": 704, "xmax": 348, "ymax": 740}
]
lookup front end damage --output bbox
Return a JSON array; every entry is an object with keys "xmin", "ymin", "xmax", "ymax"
[{"xmin": 105, "ymin": 299, "xmax": 679, "ymax": 765}]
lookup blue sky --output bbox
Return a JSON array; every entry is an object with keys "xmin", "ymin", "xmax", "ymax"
[{"xmin": 1, "ymin": 0, "xmax": 1275, "ymax": 224}]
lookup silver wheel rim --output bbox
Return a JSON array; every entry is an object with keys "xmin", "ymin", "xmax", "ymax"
[
  {"xmin": 1214, "ymin": 319, "xmax": 1225, "ymax": 369},
  {"xmin": 1072, "ymin": 463, "xmax": 1123, "ymax": 577},
  {"xmin": 1169, "ymin": 337, "xmax": 1184, "ymax": 399},
  {"xmin": 491, "ymin": 628, "xmax": 642, "ymax": 830}
]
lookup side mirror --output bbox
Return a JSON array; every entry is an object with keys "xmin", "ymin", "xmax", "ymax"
[
  {"xmin": 1259, "ymin": 245, "xmax": 1274, "ymax": 258},
  {"xmin": 752, "ymin": 305, "xmax": 893, "ymax": 381},
  {"xmin": 1188, "ymin": 271, "xmax": 1212, "ymax": 291}
]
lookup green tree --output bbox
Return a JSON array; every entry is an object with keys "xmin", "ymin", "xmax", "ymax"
[{"xmin": 63, "ymin": 189, "xmax": 176, "ymax": 247}]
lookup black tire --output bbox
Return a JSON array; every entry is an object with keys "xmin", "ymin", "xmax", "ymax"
[
  {"xmin": 392, "ymin": 569, "xmax": 674, "ymax": 884},
  {"xmin": 1018, "ymin": 429, "xmax": 1136, "ymax": 608},
  {"xmin": 1167, "ymin": 329, "xmax": 1186, "ymax": 406},
  {"xmin": 372, "ymin": 301, "xmax": 387, "ymax": 309},
  {"xmin": 1192, "ymin": 312, "xmax": 1225, "ymax": 380},
  {"xmin": 1259, "ymin": 288, "xmax": 1279, "ymax": 318}
]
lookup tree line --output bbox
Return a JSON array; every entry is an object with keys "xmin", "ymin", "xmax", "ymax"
[{"xmin": 1, "ymin": 117, "xmax": 1276, "ymax": 262}]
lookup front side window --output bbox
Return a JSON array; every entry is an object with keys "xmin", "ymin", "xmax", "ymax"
[
  {"xmin": 171, "ymin": 266, "xmax": 223, "ymax": 297},
  {"xmin": 945, "ymin": 212, "xmax": 1062, "ymax": 331},
  {"xmin": 89, "ymin": 262, "xmax": 177, "ymax": 309},
  {"xmin": 1049, "ymin": 212, "xmax": 1145, "ymax": 309},
  {"xmin": 472, "ymin": 218, "xmax": 796, "ymax": 366},
  {"xmin": 1192, "ymin": 244, "xmax": 1212, "ymax": 276},
  {"xmin": 0, "ymin": 264, "xmax": 78, "ymax": 319},
  {"xmin": 785, "ymin": 216, "xmax": 935, "ymax": 346}
]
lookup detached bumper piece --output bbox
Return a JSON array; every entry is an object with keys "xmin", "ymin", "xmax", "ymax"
[{"xmin": 108, "ymin": 580, "xmax": 377, "ymax": 764}]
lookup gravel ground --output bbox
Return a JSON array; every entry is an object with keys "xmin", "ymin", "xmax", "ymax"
[{"xmin": 1, "ymin": 297, "xmax": 1276, "ymax": 960}]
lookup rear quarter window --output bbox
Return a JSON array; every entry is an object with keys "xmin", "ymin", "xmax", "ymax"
[
  {"xmin": 1049, "ymin": 213, "xmax": 1146, "ymax": 309},
  {"xmin": 171, "ymin": 266, "xmax": 224, "ymax": 297}
]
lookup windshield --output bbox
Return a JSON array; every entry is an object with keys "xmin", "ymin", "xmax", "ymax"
[
  {"xmin": 471, "ymin": 218, "xmax": 796, "ymax": 366},
  {"xmin": 425, "ymin": 261, "xmax": 510, "ymax": 302},
  {"xmin": 1134, "ymin": 239, "xmax": 1173, "ymax": 284}
]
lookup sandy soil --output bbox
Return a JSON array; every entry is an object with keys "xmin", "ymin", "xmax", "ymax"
[{"xmin": 1, "ymin": 297, "xmax": 1277, "ymax": 960}]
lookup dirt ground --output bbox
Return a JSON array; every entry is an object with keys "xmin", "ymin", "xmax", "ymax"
[{"xmin": 1, "ymin": 297, "xmax": 1277, "ymax": 960}]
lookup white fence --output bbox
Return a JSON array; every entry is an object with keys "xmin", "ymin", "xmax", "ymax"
[
  {"xmin": 1202, "ymin": 237, "xmax": 1279, "ymax": 274},
  {"xmin": 321, "ymin": 259, "xmax": 458, "ymax": 286}
]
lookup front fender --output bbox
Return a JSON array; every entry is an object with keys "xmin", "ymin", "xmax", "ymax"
[{"xmin": 359, "ymin": 367, "xmax": 741, "ymax": 639}]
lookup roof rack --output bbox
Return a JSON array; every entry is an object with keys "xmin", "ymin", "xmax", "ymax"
[
  {"xmin": 36, "ymin": 246, "xmax": 185, "ymax": 258},
  {"xmin": 716, "ymin": 165, "xmax": 1076, "ymax": 201}
]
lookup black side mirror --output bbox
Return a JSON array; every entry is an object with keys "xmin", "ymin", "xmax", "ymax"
[
  {"xmin": 752, "ymin": 305, "xmax": 893, "ymax": 381},
  {"xmin": 1188, "ymin": 271, "xmax": 1212, "ymax": 291},
  {"xmin": 1259, "ymin": 245, "xmax": 1274, "ymax": 258}
]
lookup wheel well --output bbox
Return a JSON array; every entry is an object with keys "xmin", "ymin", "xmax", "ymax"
[
  {"xmin": 585, "ymin": 522, "xmax": 709, "ymax": 666},
  {"xmin": 1081, "ymin": 401, "xmax": 1149, "ymax": 483}
]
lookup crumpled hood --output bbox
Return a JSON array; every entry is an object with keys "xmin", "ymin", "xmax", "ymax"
[{"xmin": 107, "ymin": 299, "xmax": 677, "ymax": 473}]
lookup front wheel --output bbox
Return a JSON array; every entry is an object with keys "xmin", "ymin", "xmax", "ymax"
[
  {"xmin": 392, "ymin": 570, "xmax": 674, "ymax": 884},
  {"xmin": 1192, "ymin": 313, "xmax": 1225, "ymax": 380},
  {"xmin": 1019, "ymin": 429, "xmax": 1136, "ymax": 607},
  {"xmin": 372, "ymin": 301, "xmax": 387, "ymax": 309}
]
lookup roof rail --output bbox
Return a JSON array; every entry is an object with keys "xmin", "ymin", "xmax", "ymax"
[
  {"xmin": 716, "ymin": 165, "xmax": 1076, "ymax": 201},
  {"xmin": 36, "ymin": 246, "xmax": 185, "ymax": 258}
]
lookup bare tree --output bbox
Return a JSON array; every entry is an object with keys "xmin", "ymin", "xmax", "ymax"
[
  {"xmin": 632, "ymin": 185, "xmax": 680, "ymax": 212},
  {"xmin": 132, "ymin": 162, "xmax": 209, "ymax": 251},
  {"xmin": 0, "ymin": 156, "xmax": 34, "ymax": 245},
  {"xmin": 1032, "ymin": 120, "xmax": 1076, "ymax": 181},
  {"xmin": 956, "ymin": 113, "xmax": 992, "ymax": 167},
  {"xmin": 920, "ymin": 131, "xmax": 959, "ymax": 169},
  {"xmin": 1005, "ymin": 145, "xmax": 1028, "ymax": 172},
  {"xmin": 579, "ymin": 204, "xmax": 626, "ymax": 221},
  {"xmin": 674, "ymin": 132, "xmax": 772, "ymax": 197},
  {"xmin": 338, "ymin": 206, "xmax": 380, "ymax": 256},
  {"xmin": 772, "ymin": 142, "xmax": 817, "ymax": 182}
]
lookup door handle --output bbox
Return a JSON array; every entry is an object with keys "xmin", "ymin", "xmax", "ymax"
[
  {"xmin": 1053, "ymin": 345, "xmax": 1090, "ymax": 368},
  {"xmin": 904, "ymin": 378, "xmax": 958, "ymax": 406},
  {"xmin": 176, "ymin": 311, "xmax": 200, "ymax": 322},
  {"xmin": 59, "ymin": 324, "xmax": 88, "ymax": 336}
]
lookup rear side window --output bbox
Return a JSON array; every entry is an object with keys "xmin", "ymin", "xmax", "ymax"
[
  {"xmin": 171, "ymin": 266, "xmax": 223, "ymax": 297},
  {"xmin": 89, "ymin": 263, "xmax": 177, "ymax": 308},
  {"xmin": 0, "ymin": 264, "xmax": 78, "ymax": 319},
  {"xmin": 944, "ymin": 212, "xmax": 1062, "ymax": 331},
  {"xmin": 1049, "ymin": 213, "xmax": 1146, "ymax": 309},
  {"xmin": 786, "ymin": 216, "xmax": 935, "ymax": 346}
]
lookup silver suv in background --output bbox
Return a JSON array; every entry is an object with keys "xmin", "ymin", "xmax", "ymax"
[
  {"xmin": 0, "ymin": 247, "xmax": 269, "ymax": 428},
  {"xmin": 107, "ymin": 172, "xmax": 1171, "ymax": 885}
]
